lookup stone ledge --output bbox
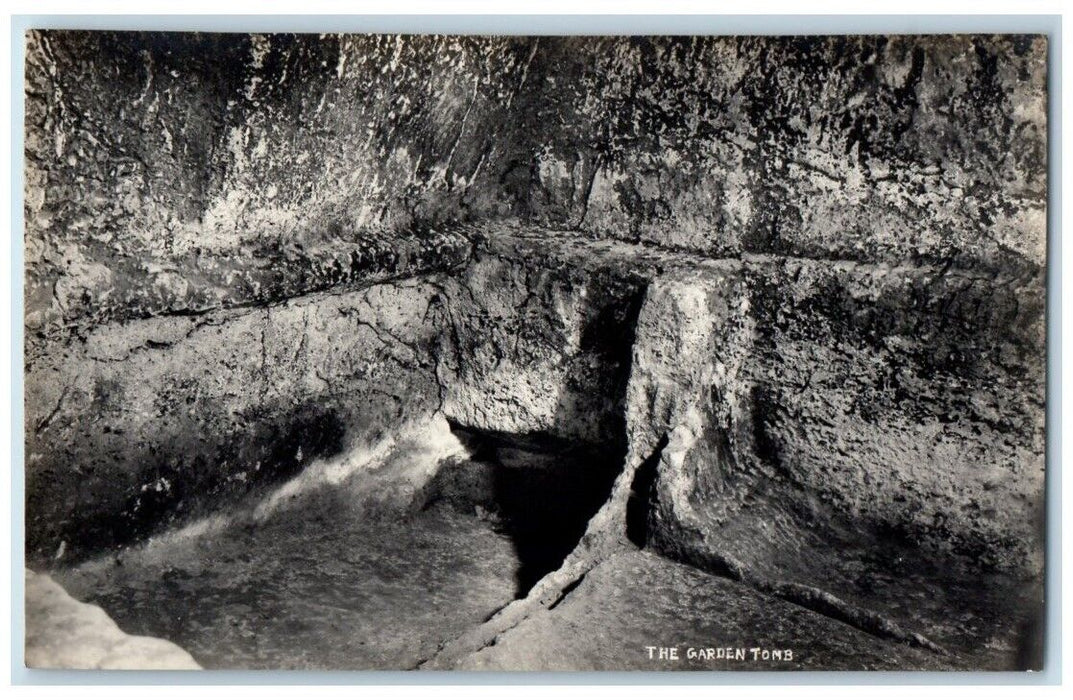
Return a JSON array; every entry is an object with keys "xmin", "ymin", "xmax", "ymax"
[
  {"xmin": 475, "ymin": 224, "xmax": 1044, "ymax": 286},
  {"xmin": 26, "ymin": 227, "xmax": 474, "ymax": 350}
]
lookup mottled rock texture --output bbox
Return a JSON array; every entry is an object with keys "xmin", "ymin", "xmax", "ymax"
[
  {"xmin": 625, "ymin": 260, "xmax": 1044, "ymax": 572},
  {"xmin": 523, "ymin": 36, "xmax": 1046, "ymax": 272},
  {"xmin": 51, "ymin": 424, "xmax": 523, "ymax": 671},
  {"xmin": 25, "ymin": 33, "xmax": 1045, "ymax": 340},
  {"xmin": 622, "ymin": 261, "xmax": 1043, "ymax": 664},
  {"xmin": 26, "ymin": 278, "xmax": 450, "ymax": 562},
  {"xmin": 25, "ymin": 31, "xmax": 508, "ymax": 340},
  {"xmin": 25, "ymin": 570, "xmax": 201, "ymax": 669},
  {"xmin": 25, "ymin": 31, "xmax": 1046, "ymax": 670},
  {"xmin": 435, "ymin": 231, "xmax": 646, "ymax": 446},
  {"xmin": 421, "ymin": 232, "xmax": 1043, "ymax": 669}
]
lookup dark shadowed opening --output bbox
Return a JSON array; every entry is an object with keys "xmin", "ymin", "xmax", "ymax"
[
  {"xmin": 625, "ymin": 434, "xmax": 670, "ymax": 548},
  {"xmin": 424, "ymin": 424, "xmax": 623, "ymax": 597}
]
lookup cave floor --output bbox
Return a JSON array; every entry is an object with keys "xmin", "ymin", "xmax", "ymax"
[
  {"xmin": 48, "ymin": 481, "xmax": 968, "ymax": 672},
  {"xmin": 53, "ymin": 497, "xmax": 522, "ymax": 670},
  {"xmin": 42, "ymin": 427, "xmax": 1037, "ymax": 673},
  {"xmin": 457, "ymin": 549, "xmax": 948, "ymax": 671}
]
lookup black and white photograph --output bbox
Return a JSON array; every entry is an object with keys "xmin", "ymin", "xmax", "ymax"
[{"xmin": 17, "ymin": 19, "xmax": 1051, "ymax": 675}]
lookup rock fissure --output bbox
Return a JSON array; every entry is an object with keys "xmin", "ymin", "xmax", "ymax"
[
  {"xmin": 421, "ymin": 431, "xmax": 669, "ymax": 669},
  {"xmin": 33, "ymin": 385, "xmax": 68, "ymax": 435}
]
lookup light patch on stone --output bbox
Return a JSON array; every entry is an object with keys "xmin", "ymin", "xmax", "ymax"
[
  {"xmin": 25, "ymin": 570, "xmax": 201, "ymax": 670},
  {"xmin": 252, "ymin": 413, "xmax": 469, "ymax": 522}
]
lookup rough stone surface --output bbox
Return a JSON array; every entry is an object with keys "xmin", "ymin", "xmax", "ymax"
[
  {"xmin": 25, "ymin": 569, "xmax": 201, "ymax": 669},
  {"xmin": 457, "ymin": 550, "xmax": 948, "ymax": 671},
  {"xmin": 25, "ymin": 224, "xmax": 1046, "ymax": 669},
  {"xmin": 25, "ymin": 276, "xmax": 450, "ymax": 563},
  {"xmin": 742, "ymin": 259, "xmax": 1045, "ymax": 571},
  {"xmin": 47, "ymin": 421, "xmax": 526, "ymax": 671},
  {"xmin": 25, "ymin": 30, "xmax": 516, "ymax": 339},
  {"xmin": 51, "ymin": 426, "xmax": 624, "ymax": 669},
  {"xmin": 628, "ymin": 262, "xmax": 1045, "ymax": 574},
  {"xmin": 55, "ymin": 503, "xmax": 520, "ymax": 670},
  {"xmin": 419, "ymin": 230, "xmax": 1043, "ymax": 669},
  {"xmin": 623, "ymin": 261, "xmax": 1043, "ymax": 666},
  {"xmin": 514, "ymin": 36, "xmax": 1046, "ymax": 272},
  {"xmin": 453, "ymin": 230, "xmax": 1045, "ymax": 577},
  {"xmin": 24, "ymin": 31, "xmax": 1047, "ymax": 672},
  {"xmin": 26, "ymin": 34, "xmax": 1045, "ymax": 343},
  {"xmin": 436, "ymin": 233, "xmax": 646, "ymax": 446}
]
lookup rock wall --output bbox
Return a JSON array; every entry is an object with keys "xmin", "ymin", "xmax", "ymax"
[
  {"xmin": 517, "ymin": 35, "xmax": 1047, "ymax": 272},
  {"xmin": 629, "ymin": 260, "xmax": 1044, "ymax": 569},
  {"xmin": 741, "ymin": 259, "xmax": 1045, "ymax": 571},
  {"xmin": 622, "ymin": 260, "xmax": 1043, "ymax": 651},
  {"xmin": 25, "ymin": 30, "xmax": 519, "ymax": 340},
  {"xmin": 25, "ymin": 277, "xmax": 449, "ymax": 563},
  {"xmin": 24, "ymin": 31, "xmax": 1046, "ymax": 595},
  {"xmin": 26, "ymin": 33, "xmax": 1046, "ymax": 341}
]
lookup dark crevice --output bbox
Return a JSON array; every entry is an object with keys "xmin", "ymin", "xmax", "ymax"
[
  {"xmin": 625, "ymin": 434, "xmax": 669, "ymax": 548},
  {"xmin": 547, "ymin": 572, "xmax": 587, "ymax": 611},
  {"xmin": 423, "ymin": 424, "xmax": 623, "ymax": 598}
]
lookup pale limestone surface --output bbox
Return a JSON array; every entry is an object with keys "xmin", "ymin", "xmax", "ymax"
[
  {"xmin": 24, "ymin": 32, "xmax": 1047, "ymax": 672},
  {"xmin": 25, "ymin": 569, "xmax": 200, "ymax": 669}
]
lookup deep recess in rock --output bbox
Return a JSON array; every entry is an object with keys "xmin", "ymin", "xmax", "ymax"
[
  {"xmin": 426, "ymin": 425, "xmax": 624, "ymax": 596},
  {"xmin": 625, "ymin": 434, "xmax": 669, "ymax": 548}
]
